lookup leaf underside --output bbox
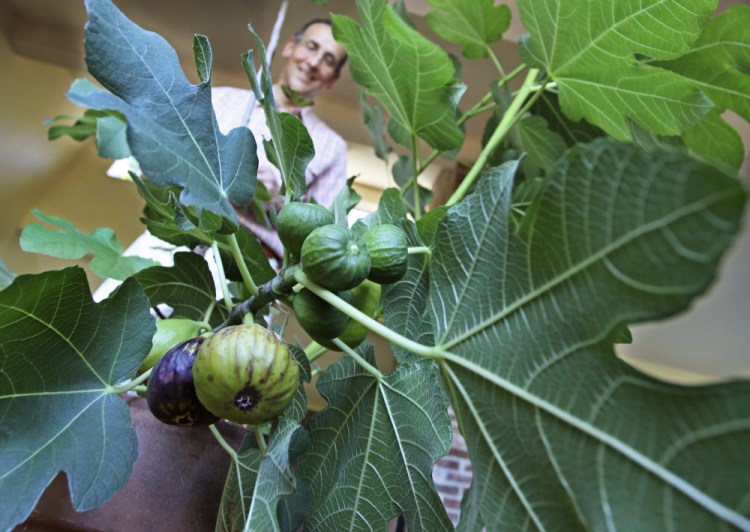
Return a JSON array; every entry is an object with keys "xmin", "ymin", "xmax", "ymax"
[
  {"xmin": 297, "ymin": 349, "xmax": 455, "ymax": 531},
  {"xmin": 417, "ymin": 139, "xmax": 749, "ymax": 530}
]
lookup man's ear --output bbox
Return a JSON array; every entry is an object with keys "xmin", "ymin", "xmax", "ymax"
[
  {"xmin": 280, "ymin": 38, "xmax": 295, "ymax": 59},
  {"xmin": 323, "ymin": 74, "xmax": 340, "ymax": 90}
]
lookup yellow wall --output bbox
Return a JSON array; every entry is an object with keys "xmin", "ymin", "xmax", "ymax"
[{"xmin": 0, "ymin": 35, "xmax": 146, "ymax": 289}]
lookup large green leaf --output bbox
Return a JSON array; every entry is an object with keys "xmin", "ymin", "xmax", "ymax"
[
  {"xmin": 425, "ymin": 0, "xmax": 511, "ymax": 59},
  {"xmin": 0, "ymin": 268, "xmax": 154, "ymax": 531},
  {"xmin": 20, "ymin": 209, "xmax": 159, "ymax": 280},
  {"xmin": 67, "ymin": 0, "xmax": 258, "ymax": 229},
  {"xmin": 297, "ymin": 349, "xmax": 454, "ymax": 531},
  {"xmin": 514, "ymin": 114, "xmax": 567, "ymax": 179},
  {"xmin": 358, "ymin": 91, "xmax": 393, "ymax": 162},
  {"xmin": 421, "ymin": 140, "xmax": 749, "ymax": 529},
  {"xmin": 519, "ymin": 0, "xmax": 715, "ymax": 141},
  {"xmin": 655, "ymin": 5, "xmax": 750, "ymax": 172},
  {"xmin": 333, "ymin": 0, "xmax": 464, "ymax": 150},
  {"xmin": 656, "ymin": 5, "xmax": 750, "ymax": 124},
  {"xmin": 46, "ymin": 109, "xmax": 131, "ymax": 160},
  {"xmin": 683, "ymin": 109, "xmax": 745, "ymax": 174}
]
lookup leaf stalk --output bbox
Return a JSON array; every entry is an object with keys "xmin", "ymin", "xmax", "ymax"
[
  {"xmin": 332, "ymin": 338, "xmax": 383, "ymax": 381},
  {"xmin": 446, "ymin": 68, "xmax": 541, "ymax": 207},
  {"xmin": 228, "ymin": 233, "xmax": 259, "ymax": 297}
]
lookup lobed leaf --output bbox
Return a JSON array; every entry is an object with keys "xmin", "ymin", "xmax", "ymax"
[
  {"xmin": 683, "ymin": 109, "xmax": 746, "ymax": 174},
  {"xmin": 514, "ymin": 114, "xmax": 567, "ymax": 179},
  {"xmin": 333, "ymin": 0, "xmax": 464, "ymax": 150},
  {"xmin": 655, "ymin": 5, "xmax": 750, "ymax": 171},
  {"xmin": 133, "ymin": 251, "xmax": 228, "ymax": 327},
  {"xmin": 20, "ymin": 209, "xmax": 158, "ymax": 280},
  {"xmin": 133, "ymin": 176, "xmax": 275, "ymax": 285},
  {"xmin": 358, "ymin": 91, "xmax": 393, "ymax": 162},
  {"xmin": 46, "ymin": 109, "xmax": 130, "ymax": 160},
  {"xmin": 519, "ymin": 0, "xmax": 716, "ymax": 140},
  {"xmin": 68, "ymin": 0, "xmax": 258, "ymax": 229},
  {"xmin": 243, "ymin": 34, "xmax": 315, "ymax": 201},
  {"xmin": 423, "ymin": 139, "xmax": 749, "ymax": 529},
  {"xmin": 425, "ymin": 0, "xmax": 511, "ymax": 59},
  {"xmin": 296, "ymin": 349, "xmax": 454, "ymax": 531},
  {"xmin": 216, "ymin": 420, "xmax": 308, "ymax": 532},
  {"xmin": 0, "ymin": 269, "xmax": 154, "ymax": 531}
]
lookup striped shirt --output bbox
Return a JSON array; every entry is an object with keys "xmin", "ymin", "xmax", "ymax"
[{"xmin": 212, "ymin": 86, "xmax": 348, "ymax": 258}]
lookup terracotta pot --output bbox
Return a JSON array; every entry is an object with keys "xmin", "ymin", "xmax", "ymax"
[{"xmin": 16, "ymin": 396, "xmax": 246, "ymax": 532}]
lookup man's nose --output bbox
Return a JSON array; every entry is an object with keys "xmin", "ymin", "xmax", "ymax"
[{"xmin": 306, "ymin": 52, "xmax": 322, "ymax": 69}]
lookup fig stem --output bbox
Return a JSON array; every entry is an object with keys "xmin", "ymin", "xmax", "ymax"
[
  {"xmin": 332, "ymin": 338, "xmax": 383, "ymax": 381},
  {"xmin": 109, "ymin": 367, "xmax": 152, "ymax": 394},
  {"xmin": 228, "ymin": 233, "xmax": 259, "ymax": 298},
  {"xmin": 202, "ymin": 300, "xmax": 217, "ymax": 326},
  {"xmin": 304, "ymin": 341, "xmax": 328, "ymax": 363},
  {"xmin": 446, "ymin": 67, "xmax": 541, "ymax": 207},
  {"xmin": 254, "ymin": 425, "xmax": 267, "ymax": 456},
  {"xmin": 210, "ymin": 425, "xmax": 239, "ymax": 461},
  {"xmin": 407, "ymin": 246, "xmax": 431, "ymax": 257},
  {"xmin": 212, "ymin": 241, "xmax": 235, "ymax": 312}
]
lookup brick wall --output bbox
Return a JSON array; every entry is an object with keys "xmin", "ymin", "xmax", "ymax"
[{"xmin": 432, "ymin": 408, "xmax": 473, "ymax": 525}]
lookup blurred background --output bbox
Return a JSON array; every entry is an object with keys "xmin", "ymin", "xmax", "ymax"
[{"xmin": 1, "ymin": 0, "xmax": 748, "ymax": 386}]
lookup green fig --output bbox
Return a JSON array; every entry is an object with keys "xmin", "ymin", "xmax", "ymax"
[{"xmin": 193, "ymin": 324, "xmax": 299, "ymax": 424}]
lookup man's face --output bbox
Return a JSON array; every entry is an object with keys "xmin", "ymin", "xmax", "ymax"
[{"xmin": 278, "ymin": 23, "xmax": 346, "ymax": 98}]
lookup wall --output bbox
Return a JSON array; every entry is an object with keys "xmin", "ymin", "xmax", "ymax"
[{"xmin": 0, "ymin": 32, "xmax": 146, "ymax": 289}]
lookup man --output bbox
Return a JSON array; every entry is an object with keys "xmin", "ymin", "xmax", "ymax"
[{"xmin": 212, "ymin": 19, "xmax": 349, "ymax": 261}]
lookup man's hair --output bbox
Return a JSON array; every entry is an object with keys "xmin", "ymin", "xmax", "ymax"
[{"xmin": 293, "ymin": 18, "xmax": 348, "ymax": 76}]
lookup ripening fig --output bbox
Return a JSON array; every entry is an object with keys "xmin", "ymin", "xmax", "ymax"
[
  {"xmin": 192, "ymin": 324, "xmax": 299, "ymax": 425},
  {"xmin": 146, "ymin": 336, "xmax": 220, "ymax": 426}
]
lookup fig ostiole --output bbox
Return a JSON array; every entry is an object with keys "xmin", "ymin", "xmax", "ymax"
[
  {"xmin": 146, "ymin": 336, "xmax": 220, "ymax": 427},
  {"xmin": 192, "ymin": 324, "xmax": 299, "ymax": 425}
]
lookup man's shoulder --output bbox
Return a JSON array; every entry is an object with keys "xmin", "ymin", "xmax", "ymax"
[
  {"xmin": 211, "ymin": 86, "xmax": 254, "ymax": 102},
  {"xmin": 303, "ymin": 109, "xmax": 345, "ymax": 145}
]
